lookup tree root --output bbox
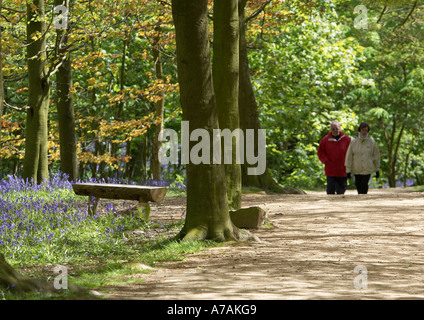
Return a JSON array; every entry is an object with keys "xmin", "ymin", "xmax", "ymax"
[
  {"xmin": 0, "ymin": 254, "xmax": 86, "ymax": 296},
  {"xmin": 175, "ymin": 223, "xmax": 260, "ymax": 243}
]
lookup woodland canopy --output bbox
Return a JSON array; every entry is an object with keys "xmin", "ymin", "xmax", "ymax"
[{"xmin": 1, "ymin": 0, "xmax": 424, "ymax": 190}]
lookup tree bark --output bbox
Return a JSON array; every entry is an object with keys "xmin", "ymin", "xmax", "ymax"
[
  {"xmin": 381, "ymin": 117, "xmax": 405, "ymax": 188},
  {"xmin": 151, "ymin": 23, "xmax": 165, "ymax": 181},
  {"xmin": 213, "ymin": 0, "xmax": 242, "ymax": 210},
  {"xmin": 23, "ymin": 0, "xmax": 50, "ymax": 183},
  {"xmin": 55, "ymin": 0, "xmax": 79, "ymax": 181},
  {"xmin": 0, "ymin": 253, "xmax": 85, "ymax": 294},
  {"xmin": 172, "ymin": 0, "xmax": 255, "ymax": 242},
  {"xmin": 0, "ymin": 253, "xmax": 54, "ymax": 293},
  {"xmin": 238, "ymin": 0, "xmax": 304, "ymax": 194}
]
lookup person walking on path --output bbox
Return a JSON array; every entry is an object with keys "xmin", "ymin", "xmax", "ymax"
[
  {"xmin": 318, "ymin": 121, "xmax": 351, "ymax": 194},
  {"xmin": 345, "ymin": 122, "xmax": 381, "ymax": 194}
]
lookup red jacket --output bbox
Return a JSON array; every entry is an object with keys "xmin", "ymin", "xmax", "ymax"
[{"xmin": 318, "ymin": 132, "xmax": 351, "ymax": 177}]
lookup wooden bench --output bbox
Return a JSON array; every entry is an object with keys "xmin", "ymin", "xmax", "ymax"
[{"xmin": 72, "ymin": 183, "xmax": 166, "ymax": 216}]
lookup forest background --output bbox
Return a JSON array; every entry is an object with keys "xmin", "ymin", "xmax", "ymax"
[{"xmin": 1, "ymin": 0, "xmax": 424, "ymax": 191}]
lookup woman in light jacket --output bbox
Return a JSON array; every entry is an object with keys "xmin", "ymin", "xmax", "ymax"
[{"xmin": 345, "ymin": 122, "xmax": 381, "ymax": 194}]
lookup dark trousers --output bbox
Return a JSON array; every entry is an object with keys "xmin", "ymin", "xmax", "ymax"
[
  {"xmin": 354, "ymin": 174, "xmax": 371, "ymax": 194},
  {"xmin": 326, "ymin": 176, "xmax": 347, "ymax": 195}
]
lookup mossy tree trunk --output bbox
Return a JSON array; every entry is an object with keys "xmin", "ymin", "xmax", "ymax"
[
  {"xmin": 0, "ymin": 253, "xmax": 54, "ymax": 294},
  {"xmin": 238, "ymin": 0, "xmax": 304, "ymax": 194},
  {"xmin": 172, "ymin": 0, "xmax": 253, "ymax": 242},
  {"xmin": 55, "ymin": 0, "xmax": 79, "ymax": 181},
  {"xmin": 213, "ymin": 0, "xmax": 242, "ymax": 210},
  {"xmin": 0, "ymin": 253, "xmax": 84, "ymax": 295},
  {"xmin": 151, "ymin": 22, "xmax": 165, "ymax": 181},
  {"xmin": 23, "ymin": 0, "xmax": 50, "ymax": 183}
]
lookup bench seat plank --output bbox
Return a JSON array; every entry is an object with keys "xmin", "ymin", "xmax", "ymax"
[{"xmin": 72, "ymin": 183, "xmax": 166, "ymax": 203}]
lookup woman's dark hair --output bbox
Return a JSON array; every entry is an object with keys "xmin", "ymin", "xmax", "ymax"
[{"xmin": 358, "ymin": 122, "xmax": 370, "ymax": 132}]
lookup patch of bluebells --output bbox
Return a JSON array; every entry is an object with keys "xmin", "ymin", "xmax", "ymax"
[
  {"xmin": 383, "ymin": 177, "xmax": 415, "ymax": 188},
  {"xmin": 0, "ymin": 175, "xmax": 133, "ymax": 261},
  {"xmin": 0, "ymin": 173, "xmax": 185, "ymax": 264},
  {"xmin": 0, "ymin": 176, "xmax": 91, "ymax": 255},
  {"xmin": 0, "ymin": 171, "xmax": 184, "ymax": 194},
  {"xmin": 0, "ymin": 173, "xmax": 74, "ymax": 194}
]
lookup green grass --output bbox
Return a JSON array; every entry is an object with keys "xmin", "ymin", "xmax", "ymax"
[
  {"xmin": 0, "ymin": 183, "xmax": 220, "ymax": 300},
  {"xmin": 3, "ymin": 239, "xmax": 218, "ymax": 300},
  {"xmin": 2, "ymin": 186, "xmax": 180, "ymax": 267},
  {"xmin": 409, "ymin": 185, "xmax": 424, "ymax": 192}
]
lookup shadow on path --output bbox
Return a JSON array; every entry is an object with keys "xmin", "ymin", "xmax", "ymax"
[{"xmin": 106, "ymin": 188, "xmax": 424, "ymax": 300}]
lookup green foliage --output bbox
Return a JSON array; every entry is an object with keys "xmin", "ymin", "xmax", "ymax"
[
  {"xmin": 2, "ymin": 0, "xmax": 424, "ymax": 188},
  {"xmin": 245, "ymin": 0, "xmax": 424, "ymax": 189},
  {"xmin": 343, "ymin": 1, "xmax": 424, "ymax": 186},
  {"xmin": 248, "ymin": 1, "xmax": 363, "ymax": 189},
  {"xmin": 1, "ymin": 0, "xmax": 179, "ymax": 181}
]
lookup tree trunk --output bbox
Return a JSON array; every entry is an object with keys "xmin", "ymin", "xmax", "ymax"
[
  {"xmin": 0, "ymin": 253, "xmax": 85, "ymax": 294},
  {"xmin": 238, "ymin": 1, "xmax": 303, "ymax": 194},
  {"xmin": 213, "ymin": 0, "xmax": 242, "ymax": 210},
  {"xmin": 0, "ymin": 253, "xmax": 54, "ymax": 293},
  {"xmin": 55, "ymin": 0, "xmax": 79, "ymax": 181},
  {"xmin": 383, "ymin": 118, "xmax": 405, "ymax": 188},
  {"xmin": 23, "ymin": 0, "xmax": 50, "ymax": 183},
  {"xmin": 238, "ymin": 0, "xmax": 262, "ymax": 188},
  {"xmin": 117, "ymin": 36, "xmax": 128, "ymax": 121},
  {"xmin": 151, "ymin": 23, "xmax": 165, "ymax": 181},
  {"xmin": 403, "ymin": 151, "xmax": 410, "ymax": 188},
  {"xmin": 172, "ymin": 0, "xmax": 255, "ymax": 242}
]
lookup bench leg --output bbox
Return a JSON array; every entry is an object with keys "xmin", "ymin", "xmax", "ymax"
[
  {"xmin": 136, "ymin": 201, "xmax": 150, "ymax": 221},
  {"xmin": 88, "ymin": 196, "xmax": 99, "ymax": 215}
]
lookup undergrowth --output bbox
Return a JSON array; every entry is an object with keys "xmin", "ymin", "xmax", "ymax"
[{"xmin": 0, "ymin": 174, "xmax": 218, "ymax": 299}]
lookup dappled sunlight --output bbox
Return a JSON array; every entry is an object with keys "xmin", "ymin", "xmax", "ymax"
[{"xmin": 107, "ymin": 188, "xmax": 424, "ymax": 299}]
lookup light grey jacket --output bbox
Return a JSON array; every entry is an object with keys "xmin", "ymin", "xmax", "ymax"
[{"xmin": 345, "ymin": 135, "xmax": 380, "ymax": 175}]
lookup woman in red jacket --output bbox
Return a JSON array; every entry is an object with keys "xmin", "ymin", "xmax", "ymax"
[{"xmin": 317, "ymin": 121, "xmax": 351, "ymax": 194}]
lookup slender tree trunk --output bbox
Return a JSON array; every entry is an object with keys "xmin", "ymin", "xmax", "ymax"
[
  {"xmin": 55, "ymin": 0, "xmax": 79, "ymax": 181},
  {"xmin": 238, "ymin": 1, "xmax": 303, "ymax": 194},
  {"xmin": 107, "ymin": 34, "xmax": 129, "ymax": 179},
  {"xmin": 403, "ymin": 151, "xmax": 410, "ymax": 188},
  {"xmin": 238, "ymin": 0, "xmax": 260, "ymax": 187},
  {"xmin": 89, "ymin": 36, "xmax": 101, "ymax": 179},
  {"xmin": 388, "ymin": 119, "xmax": 397, "ymax": 187},
  {"xmin": 383, "ymin": 117, "xmax": 405, "ymax": 188},
  {"xmin": 172, "ymin": 0, "xmax": 253, "ymax": 242},
  {"xmin": 117, "ymin": 35, "xmax": 128, "ymax": 120},
  {"xmin": 23, "ymin": 0, "xmax": 50, "ymax": 183},
  {"xmin": 213, "ymin": 0, "xmax": 242, "ymax": 210},
  {"xmin": 151, "ymin": 23, "xmax": 165, "ymax": 181}
]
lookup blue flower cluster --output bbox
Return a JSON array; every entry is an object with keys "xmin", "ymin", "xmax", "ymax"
[
  {"xmin": 0, "ymin": 175, "xmax": 89, "ymax": 257},
  {"xmin": 0, "ymin": 196, "xmax": 82, "ymax": 246},
  {"xmin": 1, "ymin": 173, "xmax": 182, "ymax": 265},
  {"xmin": 0, "ymin": 173, "xmax": 73, "ymax": 194},
  {"xmin": 0, "ymin": 172, "xmax": 186, "ymax": 265}
]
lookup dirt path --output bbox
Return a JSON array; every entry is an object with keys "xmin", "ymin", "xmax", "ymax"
[{"xmin": 106, "ymin": 188, "xmax": 424, "ymax": 300}]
